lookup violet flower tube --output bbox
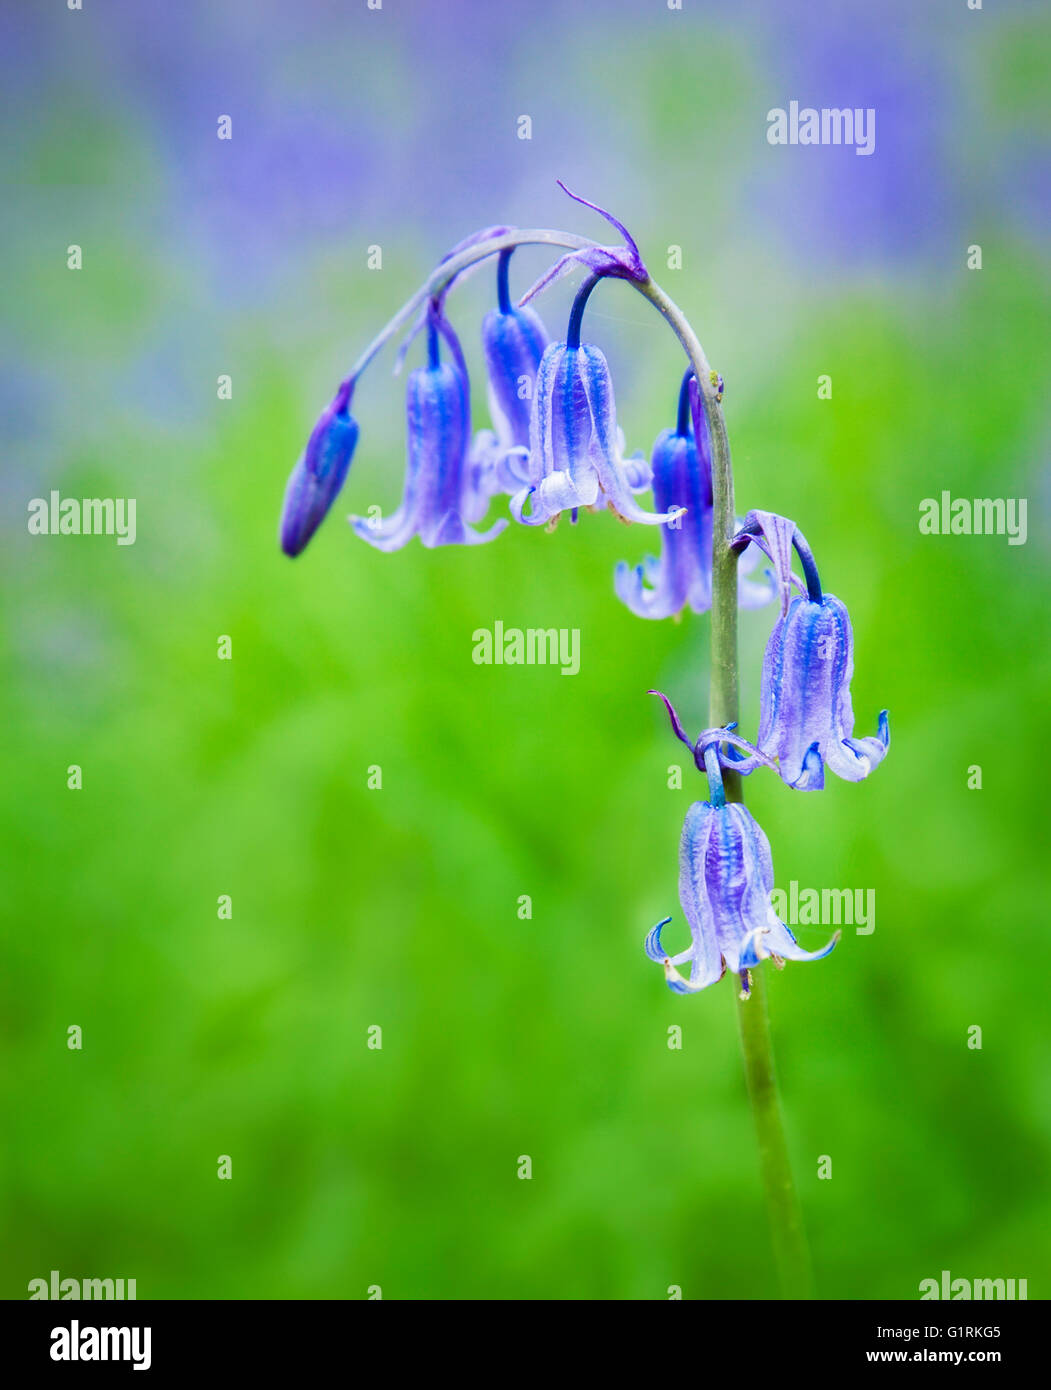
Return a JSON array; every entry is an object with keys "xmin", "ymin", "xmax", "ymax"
[
  {"xmin": 615, "ymin": 372, "xmax": 772, "ymax": 617},
  {"xmin": 472, "ymin": 247, "xmax": 549, "ymax": 492},
  {"xmin": 350, "ymin": 303, "xmax": 506, "ymax": 551},
  {"xmin": 509, "ymin": 279, "xmax": 677, "ymax": 529}
]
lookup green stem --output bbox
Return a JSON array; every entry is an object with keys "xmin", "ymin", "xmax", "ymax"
[
  {"xmin": 634, "ymin": 274, "xmax": 812, "ymax": 1300},
  {"xmin": 736, "ymin": 968, "xmax": 814, "ymax": 1297}
]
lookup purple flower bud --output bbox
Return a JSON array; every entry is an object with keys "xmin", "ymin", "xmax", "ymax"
[{"xmin": 280, "ymin": 380, "xmax": 358, "ymax": 557}]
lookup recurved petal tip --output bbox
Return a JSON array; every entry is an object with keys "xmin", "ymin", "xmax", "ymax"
[
  {"xmin": 663, "ymin": 960, "xmax": 705, "ymax": 995},
  {"xmin": 509, "ymin": 485, "xmax": 549, "ymax": 528},
  {"xmin": 788, "ymin": 742, "xmax": 826, "ymax": 791},
  {"xmin": 644, "ymin": 917, "xmax": 674, "ymax": 963}
]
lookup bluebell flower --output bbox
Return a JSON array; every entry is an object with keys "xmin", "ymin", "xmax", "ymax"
[
  {"xmin": 466, "ymin": 247, "xmax": 560, "ymax": 509},
  {"xmin": 504, "ymin": 185, "xmax": 676, "ymax": 529},
  {"xmin": 280, "ymin": 378, "xmax": 359, "ymax": 557},
  {"xmin": 471, "ymin": 248, "xmax": 549, "ymax": 492},
  {"xmin": 727, "ymin": 511, "xmax": 890, "ymax": 790},
  {"xmin": 509, "ymin": 340, "xmax": 676, "ymax": 528},
  {"xmin": 615, "ymin": 373, "xmax": 773, "ymax": 618},
  {"xmin": 645, "ymin": 693, "xmax": 838, "ymax": 997},
  {"xmin": 350, "ymin": 304, "xmax": 506, "ymax": 551}
]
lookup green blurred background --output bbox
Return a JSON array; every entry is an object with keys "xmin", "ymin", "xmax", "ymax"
[{"xmin": 3, "ymin": 0, "xmax": 1049, "ymax": 1299}]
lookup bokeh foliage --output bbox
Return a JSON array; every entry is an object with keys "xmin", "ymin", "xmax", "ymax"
[{"xmin": 2, "ymin": 0, "xmax": 1048, "ymax": 1299}]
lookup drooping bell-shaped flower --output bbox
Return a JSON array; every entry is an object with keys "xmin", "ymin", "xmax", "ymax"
[
  {"xmin": 280, "ymin": 378, "xmax": 359, "ymax": 557},
  {"xmin": 350, "ymin": 304, "xmax": 506, "ymax": 551},
  {"xmin": 727, "ymin": 511, "xmax": 890, "ymax": 790},
  {"xmin": 615, "ymin": 373, "xmax": 773, "ymax": 617},
  {"xmin": 472, "ymin": 248, "xmax": 549, "ymax": 493},
  {"xmin": 505, "ymin": 186, "xmax": 675, "ymax": 529},
  {"xmin": 644, "ymin": 693, "xmax": 838, "ymax": 997},
  {"xmin": 509, "ymin": 333, "xmax": 676, "ymax": 528}
]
